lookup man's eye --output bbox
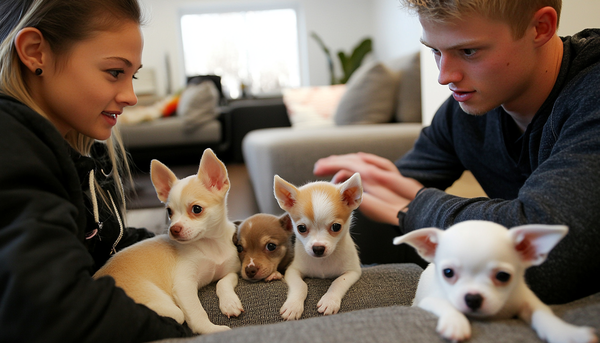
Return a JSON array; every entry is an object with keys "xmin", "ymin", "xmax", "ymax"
[
  {"xmin": 463, "ymin": 48, "xmax": 477, "ymax": 56},
  {"xmin": 431, "ymin": 48, "xmax": 441, "ymax": 56}
]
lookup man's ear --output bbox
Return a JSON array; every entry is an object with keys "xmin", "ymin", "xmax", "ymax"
[
  {"xmin": 530, "ymin": 6, "xmax": 559, "ymax": 47},
  {"xmin": 14, "ymin": 27, "xmax": 47, "ymax": 74}
]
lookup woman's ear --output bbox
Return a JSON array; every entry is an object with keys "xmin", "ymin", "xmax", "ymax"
[
  {"xmin": 530, "ymin": 6, "xmax": 559, "ymax": 48},
  {"xmin": 14, "ymin": 27, "xmax": 47, "ymax": 74}
]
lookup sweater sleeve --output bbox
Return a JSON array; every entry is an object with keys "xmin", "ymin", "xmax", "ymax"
[
  {"xmin": 0, "ymin": 107, "xmax": 194, "ymax": 342},
  {"xmin": 400, "ymin": 67, "xmax": 600, "ymax": 304}
]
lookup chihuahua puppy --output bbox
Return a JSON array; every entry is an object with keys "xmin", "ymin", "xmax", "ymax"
[
  {"xmin": 273, "ymin": 173, "xmax": 363, "ymax": 320},
  {"xmin": 394, "ymin": 220, "xmax": 597, "ymax": 343},
  {"xmin": 233, "ymin": 213, "xmax": 294, "ymax": 282},
  {"xmin": 94, "ymin": 149, "xmax": 242, "ymax": 335}
]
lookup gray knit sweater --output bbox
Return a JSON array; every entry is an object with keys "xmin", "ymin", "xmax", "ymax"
[{"xmin": 397, "ymin": 29, "xmax": 600, "ymax": 304}]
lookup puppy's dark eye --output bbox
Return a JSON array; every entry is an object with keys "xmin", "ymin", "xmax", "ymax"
[
  {"xmin": 443, "ymin": 268, "xmax": 454, "ymax": 279},
  {"xmin": 297, "ymin": 224, "xmax": 307, "ymax": 233},
  {"xmin": 331, "ymin": 223, "xmax": 342, "ymax": 232},
  {"xmin": 192, "ymin": 205, "xmax": 203, "ymax": 214},
  {"xmin": 495, "ymin": 271, "xmax": 511, "ymax": 283},
  {"xmin": 266, "ymin": 243, "xmax": 277, "ymax": 251},
  {"xmin": 166, "ymin": 208, "xmax": 172, "ymax": 217},
  {"xmin": 236, "ymin": 245, "xmax": 243, "ymax": 253}
]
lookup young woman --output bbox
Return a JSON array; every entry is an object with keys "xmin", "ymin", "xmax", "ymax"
[{"xmin": 0, "ymin": 0, "xmax": 194, "ymax": 341}]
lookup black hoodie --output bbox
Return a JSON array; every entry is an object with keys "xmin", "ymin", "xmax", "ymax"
[{"xmin": 0, "ymin": 95, "xmax": 194, "ymax": 342}]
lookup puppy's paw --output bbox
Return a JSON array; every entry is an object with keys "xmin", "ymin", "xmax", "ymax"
[
  {"xmin": 280, "ymin": 299, "xmax": 304, "ymax": 321},
  {"xmin": 219, "ymin": 295, "xmax": 244, "ymax": 318},
  {"xmin": 317, "ymin": 293, "xmax": 341, "ymax": 315},
  {"xmin": 436, "ymin": 313, "xmax": 471, "ymax": 342},
  {"xmin": 196, "ymin": 323, "xmax": 231, "ymax": 335},
  {"xmin": 265, "ymin": 271, "xmax": 283, "ymax": 282},
  {"xmin": 540, "ymin": 324, "xmax": 598, "ymax": 343}
]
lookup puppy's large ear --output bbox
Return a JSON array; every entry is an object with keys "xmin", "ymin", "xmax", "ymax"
[
  {"xmin": 198, "ymin": 148, "xmax": 230, "ymax": 195},
  {"xmin": 274, "ymin": 175, "xmax": 299, "ymax": 212},
  {"xmin": 508, "ymin": 224, "xmax": 568, "ymax": 266},
  {"xmin": 339, "ymin": 173, "xmax": 363, "ymax": 210},
  {"xmin": 393, "ymin": 228, "xmax": 442, "ymax": 263},
  {"xmin": 150, "ymin": 159, "xmax": 178, "ymax": 203},
  {"xmin": 279, "ymin": 213, "xmax": 293, "ymax": 233}
]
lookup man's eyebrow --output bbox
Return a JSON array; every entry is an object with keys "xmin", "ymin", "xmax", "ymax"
[
  {"xmin": 420, "ymin": 38, "xmax": 483, "ymax": 50},
  {"xmin": 105, "ymin": 57, "xmax": 143, "ymax": 70}
]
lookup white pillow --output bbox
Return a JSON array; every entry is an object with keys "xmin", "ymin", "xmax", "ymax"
[{"xmin": 282, "ymin": 85, "xmax": 346, "ymax": 128}]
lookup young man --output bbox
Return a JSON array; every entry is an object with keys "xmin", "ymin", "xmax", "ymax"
[{"xmin": 314, "ymin": 0, "xmax": 600, "ymax": 305}]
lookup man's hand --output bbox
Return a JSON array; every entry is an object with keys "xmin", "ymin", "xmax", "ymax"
[{"xmin": 314, "ymin": 152, "xmax": 423, "ymax": 225}]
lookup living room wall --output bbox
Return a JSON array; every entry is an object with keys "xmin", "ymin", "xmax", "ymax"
[{"xmin": 138, "ymin": 0, "xmax": 421, "ymax": 97}]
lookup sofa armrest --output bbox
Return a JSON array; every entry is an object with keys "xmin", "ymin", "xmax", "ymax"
[{"xmin": 242, "ymin": 123, "xmax": 422, "ymax": 215}]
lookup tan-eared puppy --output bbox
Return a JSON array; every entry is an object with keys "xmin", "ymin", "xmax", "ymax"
[
  {"xmin": 274, "ymin": 173, "xmax": 363, "ymax": 320},
  {"xmin": 94, "ymin": 149, "xmax": 242, "ymax": 334},
  {"xmin": 234, "ymin": 213, "xmax": 294, "ymax": 282}
]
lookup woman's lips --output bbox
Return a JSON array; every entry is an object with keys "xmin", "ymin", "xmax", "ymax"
[{"xmin": 102, "ymin": 111, "xmax": 119, "ymax": 126}]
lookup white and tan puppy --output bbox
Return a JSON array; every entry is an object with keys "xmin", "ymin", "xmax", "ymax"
[
  {"xmin": 394, "ymin": 220, "xmax": 597, "ymax": 343},
  {"xmin": 94, "ymin": 149, "xmax": 242, "ymax": 334},
  {"xmin": 274, "ymin": 173, "xmax": 363, "ymax": 320}
]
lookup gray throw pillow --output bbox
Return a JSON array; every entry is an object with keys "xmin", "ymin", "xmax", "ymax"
[
  {"xmin": 177, "ymin": 81, "xmax": 220, "ymax": 133},
  {"xmin": 333, "ymin": 61, "xmax": 399, "ymax": 125}
]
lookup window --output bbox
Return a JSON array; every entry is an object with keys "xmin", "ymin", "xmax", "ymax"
[{"xmin": 180, "ymin": 8, "xmax": 301, "ymax": 99}]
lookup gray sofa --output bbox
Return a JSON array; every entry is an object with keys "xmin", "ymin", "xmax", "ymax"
[
  {"xmin": 153, "ymin": 263, "xmax": 600, "ymax": 343},
  {"xmin": 242, "ymin": 52, "xmax": 426, "ymax": 266}
]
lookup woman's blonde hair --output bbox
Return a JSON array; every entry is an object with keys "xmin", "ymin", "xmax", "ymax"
[
  {"xmin": 400, "ymin": 0, "xmax": 562, "ymax": 39},
  {"xmin": 0, "ymin": 0, "xmax": 144, "ymax": 217}
]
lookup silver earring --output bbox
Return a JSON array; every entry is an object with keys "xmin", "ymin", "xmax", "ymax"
[{"xmin": 35, "ymin": 68, "xmax": 42, "ymax": 76}]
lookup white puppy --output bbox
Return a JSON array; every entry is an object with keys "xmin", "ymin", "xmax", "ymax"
[
  {"xmin": 274, "ymin": 174, "xmax": 363, "ymax": 320},
  {"xmin": 94, "ymin": 149, "xmax": 242, "ymax": 334},
  {"xmin": 394, "ymin": 220, "xmax": 597, "ymax": 343}
]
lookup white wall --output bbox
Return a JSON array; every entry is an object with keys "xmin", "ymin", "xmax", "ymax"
[
  {"xmin": 139, "ymin": 0, "xmax": 415, "ymax": 96},
  {"xmin": 419, "ymin": 0, "xmax": 600, "ymax": 126}
]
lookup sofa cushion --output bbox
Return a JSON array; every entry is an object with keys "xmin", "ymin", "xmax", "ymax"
[
  {"xmin": 197, "ymin": 263, "xmax": 421, "ymax": 328},
  {"xmin": 177, "ymin": 81, "xmax": 220, "ymax": 132},
  {"xmin": 387, "ymin": 52, "xmax": 422, "ymax": 123},
  {"xmin": 333, "ymin": 61, "xmax": 398, "ymax": 125}
]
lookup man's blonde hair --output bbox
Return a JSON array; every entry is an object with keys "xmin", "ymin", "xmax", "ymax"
[{"xmin": 400, "ymin": 0, "xmax": 562, "ymax": 39}]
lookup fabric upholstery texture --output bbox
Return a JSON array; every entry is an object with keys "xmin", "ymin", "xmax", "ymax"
[{"xmin": 153, "ymin": 263, "xmax": 600, "ymax": 343}]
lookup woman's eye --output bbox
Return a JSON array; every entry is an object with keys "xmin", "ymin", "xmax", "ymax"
[
  {"xmin": 108, "ymin": 70, "xmax": 124, "ymax": 78},
  {"xmin": 266, "ymin": 243, "xmax": 277, "ymax": 251},
  {"xmin": 430, "ymin": 48, "xmax": 441, "ymax": 56}
]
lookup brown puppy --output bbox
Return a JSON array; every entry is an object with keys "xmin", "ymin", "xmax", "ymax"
[{"xmin": 234, "ymin": 213, "xmax": 294, "ymax": 282}]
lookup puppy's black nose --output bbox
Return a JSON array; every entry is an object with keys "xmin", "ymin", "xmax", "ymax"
[
  {"xmin": 245, "ymin": 266, "xmax": 257, "ymax": 278},
  {"xmin": 465, "ymin": 293, "xmax": 483, "ymax": 310},
  {"xmin": 312, "ymin": 246, "xmax": 325, "ymax": 257}
]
